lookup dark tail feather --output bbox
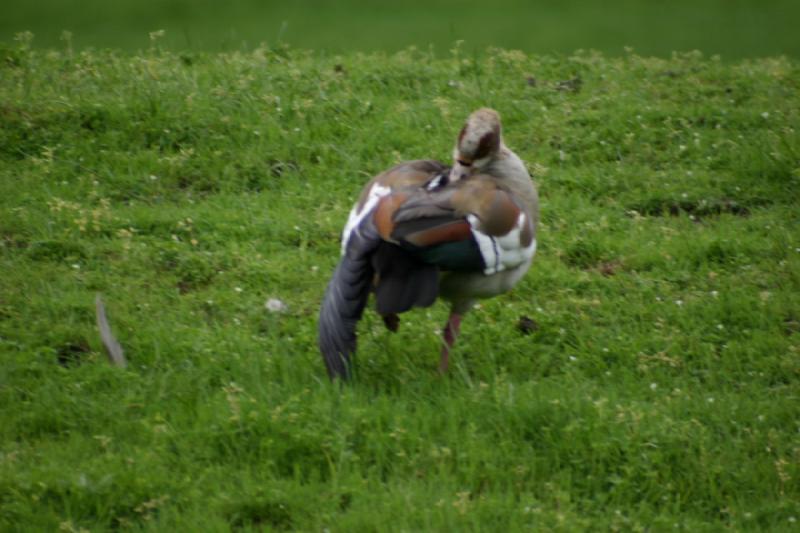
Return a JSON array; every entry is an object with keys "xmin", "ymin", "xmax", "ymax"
[
  {"xmin": 318, "ymin": 254, "xmax": 373, "ymax": 380},
  {"xmin": 371, "ymin": 242, "xmax": 439, "ymax": 316}
]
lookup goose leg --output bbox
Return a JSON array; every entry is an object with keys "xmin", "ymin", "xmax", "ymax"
[
  {"xmin": 439, "ymin": 312, "xmax": 462, "ymax": 373},
  {"xmin": 382, "ymin": 313, "xmax": 400, "ymax": 332}
]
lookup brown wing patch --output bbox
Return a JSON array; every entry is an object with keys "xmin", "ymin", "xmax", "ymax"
[
  {"xmin": 449, "ymin": 177, "xmax": 520, "ymax": 237},
  {"xmin": 374, "ymin": 193, "xmax": 408, "ymax": 241},
  {"xmin": 403, "ymin": 221, "xmax": 472, "ymax": 247},
  {"xmin": 482, "ymin": 190, "xmax": 521, "ymax": 236}
]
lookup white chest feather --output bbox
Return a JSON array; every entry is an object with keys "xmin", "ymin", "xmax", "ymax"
[{"xmin": 467, "ymin": 213, "xmax": 537, "ymax": 275}]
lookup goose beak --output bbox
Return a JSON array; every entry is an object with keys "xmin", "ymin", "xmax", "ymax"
[{"xmin": 449, "ymin": 158, "xmax": 473, "ymax": 182}]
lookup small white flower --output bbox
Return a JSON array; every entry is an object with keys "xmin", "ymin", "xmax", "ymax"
[
  {"xmin": 234, "ymin": 287, "xmax": 243, "ymax": 293},
  {"xmin": 265, "ymin": 298, "xmax": 288, "ymax": 313},
  {"xmin": 710, "ymin": 290, "xmax": 719, "ymax": 298},
  {"xmin": 761, "ymin": 112, "xmax": 770, "ymax": 119},
  {"xmin": 650, "ymin": 383, "xmax": 658, "ymax": 390},
  {"xmin": 675, "ymin": 299, "xmax": 684, "ymax": 306},
  {"xmin": 149, "ymin": 174, "xmax": 158, "ymax": 180},
  {"xmin": 716, "ymin": 324, "xmax": 724, "ymax": 330},
  {"xmin": 707, "ymin": 397, "xmax": 715, "ymax": 403},
  {"xmin": 569, "ymin": 356, "xmax": 577, "ymax": 362}
]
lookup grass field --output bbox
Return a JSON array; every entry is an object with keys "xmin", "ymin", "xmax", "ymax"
[
  {"xmin": 2, "ymin": 0, "xmax": 800, "ymax": 59},
  {"xmin": 1, "ymin": 41, "xmax": 799, "ymax": 530}
]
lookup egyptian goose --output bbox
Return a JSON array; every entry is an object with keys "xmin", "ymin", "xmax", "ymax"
[{"xmin": 318, "ymin": 108, "xmax": 539, "ymax": 379}]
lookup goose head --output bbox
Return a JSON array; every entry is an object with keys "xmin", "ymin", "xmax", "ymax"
[{"xmin": 449, "ymin": 108, "xmax": 503, "ymax": 182}]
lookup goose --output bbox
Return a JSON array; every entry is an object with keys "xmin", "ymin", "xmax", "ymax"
[{"xmin": 318, "ymin": 108, "xmax": 539, "ymax": 380}]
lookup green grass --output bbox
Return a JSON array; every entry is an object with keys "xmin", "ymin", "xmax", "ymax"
[
  {"xmin": 2, "ymin": 0, "xmax": 800, "ymax": 59},
  {"xmin": 1, "ymin": 42, "xmax": 799, "ymax": 530}
]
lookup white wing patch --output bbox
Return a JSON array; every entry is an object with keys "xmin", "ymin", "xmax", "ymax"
[
  {"xmin": 341, "ymin": 183, "xmax": 391, "ymax": 255},
  {"xmin": 425, "ymin": 173, "xmax": 447, "ymax": 190},
  {"xmin": 467, "ymin": 213, "xmax": 537, "ymax": 275}
]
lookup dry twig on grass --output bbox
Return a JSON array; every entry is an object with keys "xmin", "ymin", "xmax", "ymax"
[{"xmin": 95, "ymin": 294, "xmax": 127, "ymax": 368}]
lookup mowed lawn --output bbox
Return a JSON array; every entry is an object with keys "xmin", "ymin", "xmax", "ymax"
[
  {"xmin": 2, "ymin": 0, "xmax": 800, "ymax": 59},
  {"xmin": 1, "ymin": 43, "xmax": 799, "ymax": 530}
]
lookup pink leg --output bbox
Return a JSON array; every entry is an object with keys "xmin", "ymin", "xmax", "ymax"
[{"xmin": 439, "ymin": 313, "xmax": 462, "ymax": 373}]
